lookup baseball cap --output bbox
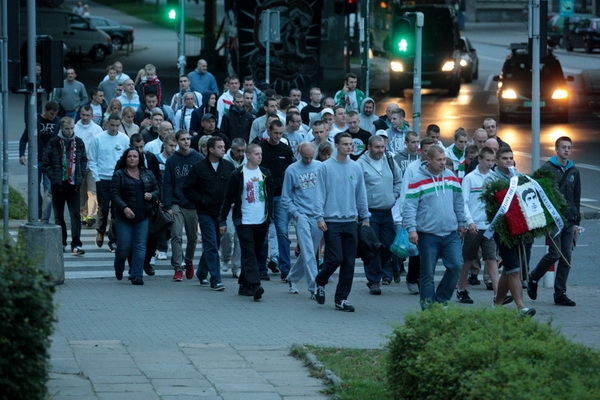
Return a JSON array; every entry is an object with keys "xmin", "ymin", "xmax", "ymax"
[
  {"xmin": 375, "ymin": 129, "xmax": 388, "ymax": 138},
  {"xmin": 201, "ymin": 113, "xmax": 215, "ymax": 122}
]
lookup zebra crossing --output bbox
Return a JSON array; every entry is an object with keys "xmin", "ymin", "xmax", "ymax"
[{"xmin": 8, "ymin": 223, "xmax": 458, "ymax": 282}]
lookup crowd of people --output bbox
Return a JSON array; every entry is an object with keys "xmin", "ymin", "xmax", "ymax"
[{"xmin": 20, "ymin": 59, "xmax": 581, "ymax": 313}]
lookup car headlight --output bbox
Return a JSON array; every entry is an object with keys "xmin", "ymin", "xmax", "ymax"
[
  {"xmin": 551, "ymin": 89, "xmax": 568, "ymax": 99},
  {"xmin": 441, "ymin": 61, "xmax": 456, "ymax": 72},
  {"xmin": 390, "ymin": 61, "xmax": 404, "ymax": 72},
  {"xmin": 460, "ymin": 58, "xmax": 468, "ymax": 67},
  {"xmin": 501, "ymin": 89, "xmax": 517, "ymax": 99}
]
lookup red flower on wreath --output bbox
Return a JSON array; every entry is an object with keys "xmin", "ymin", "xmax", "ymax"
[{"xmin": 494, "ymin": 188, "xmax": 529, "ymax": 236}]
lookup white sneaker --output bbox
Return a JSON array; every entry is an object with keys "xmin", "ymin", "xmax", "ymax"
[
  {"xmin": 406, "ymin": 282, "xmax": 419, "ymax": 294},
  {"xmin": 220, "ymin": 261, "xmax": 230, "ymax": 272},
  {"xmin": 288, "ymin": 281, "xmax": 299, "ymax": 294},
  {"xmin": 156, "ymin": 251, "xmax": 167, "ymax": 260},
  {"xmin": 149, "ymin": 256, "xmax": 156, "ymax": 265}
]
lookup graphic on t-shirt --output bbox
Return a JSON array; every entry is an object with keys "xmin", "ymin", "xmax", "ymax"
[{"xmin": 245, "ymin": 176, "xmax": 265, "ymax": 203}]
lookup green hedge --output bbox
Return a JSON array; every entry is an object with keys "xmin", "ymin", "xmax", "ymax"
[
  {"xmin": 0, "ymin": 241, "xmax": 56, "ymax": 400},
  {"xmin": 387, "ymin": 306, "xmax": 600, "ymax": 400},
  {"xmin": 0, "ymin": 186, "xmax": 28, "ymax": 220}
]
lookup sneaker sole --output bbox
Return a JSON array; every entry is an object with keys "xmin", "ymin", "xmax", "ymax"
[
  {"xmin": 335, "ymin": 304, "xmax": 355, "ymax": 312},
  {"xmin": 211, "ymin": 286, "xmax": 225, "ymax": 291}
]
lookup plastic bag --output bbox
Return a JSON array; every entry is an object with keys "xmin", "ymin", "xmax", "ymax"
[{"xmin": 391, "ymin": 227, "xmax": 419, "ymax": 258}]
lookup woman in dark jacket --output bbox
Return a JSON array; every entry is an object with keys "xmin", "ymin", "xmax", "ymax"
[
  {"xmin": 189, "ymin": 91, "xmax": 219, "ymax": 134},
  {"xmin": 110, "ymin": 148, "xmax": 159, "ymax": 285}
]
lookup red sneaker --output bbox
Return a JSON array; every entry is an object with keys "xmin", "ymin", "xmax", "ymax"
[
  {"xmin": 185, "ymin": 261, "xmax": 194, "ymax": 280},
  {"xmin": 173, "ymin": 270, "xmax": 183, "ymax": 281}
]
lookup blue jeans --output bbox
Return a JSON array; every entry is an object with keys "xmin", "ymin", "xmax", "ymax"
[
  {"xmin": 273, "ymin": 196, "xmax": 291, "ymax": 273},
  {"xmin": 364, "ymin": 209, "xmax": 395, "ymax": 284},
  {"xmin": 196, "ymin": 213, "xmax": 222, "ymax": 286},
  {"xmin": 315, "ymin": 221, "xmax": 358, "ymax": 304},
  {"xmin": 417, "ymin": 231, "xmax": 463, "ymax": 308},
  {"xmin": 114, "ymin": 215, "xmax": 149, "ymax": 281}
]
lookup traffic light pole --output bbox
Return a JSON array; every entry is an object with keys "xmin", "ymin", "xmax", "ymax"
[
  {"xmin": 412, "ymin": 12, "xmax": 424, "ymax": 135},
  {"xmin": 1, "ymin": 0, "xmax": 9, "ymax": 236},
  {"xmin": 26, "ymin": 0, "xmax": 38, "ymax": 224},
  {"xmin": 177, "ymin": 0, "xmax": 186, "ymax": 76},
  {"xmin": 530, "ymin": 0, "xmax": 541, "ymax": 170}
]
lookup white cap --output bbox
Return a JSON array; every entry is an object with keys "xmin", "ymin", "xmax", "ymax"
[{"xmin": 375, "ymin": 129, "xmax": 388, "ymax": 138}]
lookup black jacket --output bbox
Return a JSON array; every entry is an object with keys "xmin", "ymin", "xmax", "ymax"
[
  {"xmin": 220, "ymin": 107, "xmax": 254, "ymax": 143},
  {"xmin": 110, "ymin": 167, "xmax": 159, "ymax": 219},
  {"xmin": 544, "ymin": 159, "xmax": 581, "ymax": 225},
  {"xmin": 219, "ymin": 165, "xmax": 273, "ymax": 227},
  {"xmin": 183, "ymin": 157, "xmax": 235, "ymax": 218},
  {"xmin": 41, "ymin": 134, "xmax": 88, "ymax": 187}
]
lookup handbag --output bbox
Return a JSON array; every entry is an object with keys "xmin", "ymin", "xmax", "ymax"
[
  {"xmin": 390, "ymin": 226, "xmax": 419, "ymax": 258},
  {"xmin": 149, "ymin": 199, "xmax": 174, "ymax": 235}
]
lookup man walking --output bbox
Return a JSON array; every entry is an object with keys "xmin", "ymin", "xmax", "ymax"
[
  {"xmin": 87, "ymin": 113, "xmax": 130, "ymax": 250},
  {"xmin": 163, "ymin": 130, "xmax": 204, "ymax": 282},
  {"xmin": 403, "ymin": 145, "xmax": 466, "ymax": 309},
  {"xmin": 41, "ymin": 117, "xmax": 88, "ymax": 255},
  {"xmin": 219, "ymin": 144, "xmax": 274, "ymax": 301},
  {"xmin": 282, "ymin": 142, "xmax": 323, "ymax": 296},
  {"xmin": 357, "ymin": 135, "xmax": 402, "ymax": 293},
  {"xmin": 528, "ymin": 136, "xmax": 580, "ymax": 307},
  {"xmin": 183, "ymin": 137, "xmax": 235, "ymax": 291},
  {"xmin": 314, "ymin": 133, "xmax": 370, "ymax": 312}
]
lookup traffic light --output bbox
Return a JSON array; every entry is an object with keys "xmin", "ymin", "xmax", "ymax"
[
  {"xmin": 390, "ymin": 16, "xmax": 414, "ymax": 57},
  {"xmin": 334, "ymin": 0, "xmax": 358, "ymax": 16},
  {"xmin": 168, "ymin": 9, "xmax": 177, "ymax": 20}
]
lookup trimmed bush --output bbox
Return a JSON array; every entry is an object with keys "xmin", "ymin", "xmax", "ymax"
[
  {"xmin": 387, "ymin": 306, "xmax": 600, "ymax": 400},
  {"xmin": 0, "ymin": 241, "xmax": 56, "ymax": 400},
  {"xmin": 0, "ymin": 185, "xmax": 28, "ymax": 220}
]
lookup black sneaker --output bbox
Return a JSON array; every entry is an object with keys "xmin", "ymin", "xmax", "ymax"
[
  {"xmin": 485, "ymin": 282, "xmax": 494, "ymax": 291},
  {"xmin": 131, "ymin": 278, "xmax": 144, "ymax": 286},
  {"xmin": 527, "ymin": 279, "xmax": 538, "ymax": 300},
  {"xmin": 381, "ymin": 278, "xmax": 392, "ymax": 286},
  {"xmin": 259, "ymin": 272, "xmax": 271, "ymax": 281},
  {"xmin": 71, "ymin": 247, "xmax": 85, "ymax": 256},
  {"xmin": 252, "ymin": 285, "xmax": 264, "ymax": 301},
  {"xmin": 393, "ymin": 270, "xmax": 402, "ymax": 283},
  {"xmin": 267, "ymin": 257, "xmax": 280, "ymax": 273},
  {"xmin": 95, "ymin": 232, "xmax": 104, "ymax": 248},
  {"xmin": 238, "ymin": 286, "xmax": 253, "ymax": 296},
  {"xmin": 108, "ymin": 242, "xmax": 117, "ymax": 252},
  {"xmin": 143, "ymin": 264, "xmax": 156, "ymax": 276},
  {"xmin": 554, "ymin": 294, "xmax": 576, "ymax": 306},
  {"xmin": 280, "ymin": 271, "xmax": 288, "ymax": 283},
  {"xmin": 494, "ymin": 295, "xmax": 514, "ymax": 306},
  {"xmin": 315, "ymin": 285, "xmax": 326, "ymax": 305},
  {"xmin": 467, "ymin": 274, "xmax": 481, "ymax": 285},
  {"xmin": 369, "ymin": 282, "xmax": 382, "ymax": 295},
  {"xmin": 335, "ymin": 300, "xmax": 355, "ymax": 312},
  {"xmin": 520, "ymin": 307, "xmax": 536, "ymax": 317},
  {"xmin": 456, "ymin": 289, "xmax": 474, "ymax": 304}
]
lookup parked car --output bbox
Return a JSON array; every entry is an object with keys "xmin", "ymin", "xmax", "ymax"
[
  {"xmin": 84, "ymin": 16, "xmax": 134, "ymax": 50},
  {"xmin": 547, "ymin": 13, "xmax": 597, "ymax": 47},
  {"xmin": 493, "ymin": 43, "xmax": 574, "ymax": 123},
  {"xmin": 459, "ymin": 36, "xmax": 479, "ymax": 83},
  {"xmin": 565, "ymin": 17, "xmax": 600, "ymax": 53},
  {"xmin": 21, "ymin": 8, "xmax": 113, "ymax": 62}
]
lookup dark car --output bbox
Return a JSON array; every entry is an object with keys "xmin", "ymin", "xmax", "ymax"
[
  {"xmin": 565, "ymin": 17, "xmax": 600, "ymax": 53},
  {"xmin": 493, "ymin": 43, "xmax": 574, "ymax": 123},
  {"xmin": 459, "ymin": 36, "xmax": 479, "ymax": 83},
  {"xmin": 84, "ymin": 16, "xmax": 134, "ymax": 50},
  {"xmin": 547, "ymin": 13, "xmax": 597, "ymax": 48}
]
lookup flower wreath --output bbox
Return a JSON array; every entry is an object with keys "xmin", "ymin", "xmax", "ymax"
[{"xmin": 481, "ymin": 167, "xmax": 568, "ymax": 247}]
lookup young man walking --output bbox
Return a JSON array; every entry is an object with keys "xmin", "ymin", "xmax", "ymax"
[
  {"xmin": 219, "ymin": 143, "xmax": 273, "ymax": 301},
  {"xmin": 314, "ymin": 133, "xmax": 370, "ymax": 312},
  {"xmin": 528, "ymin": 136, "xmax": 580, "ymax": 306}
]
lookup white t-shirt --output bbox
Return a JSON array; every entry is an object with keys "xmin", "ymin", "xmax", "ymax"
[
  {"xmin": 90, "ymin": 103, "xmax": 103, "ymax": 126},
  {"xmin": 241, "ymin": 166, "xmax": 266, "ymax": 225}
]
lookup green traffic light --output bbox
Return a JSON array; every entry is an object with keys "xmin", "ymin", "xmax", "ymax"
[
  {"xmin": 398, "ymin": 38, "xmax": 408, "ymax": 53},
  {"xmin": 168, "ymin": 9, "xmax": 176, "ymax": 20}
]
